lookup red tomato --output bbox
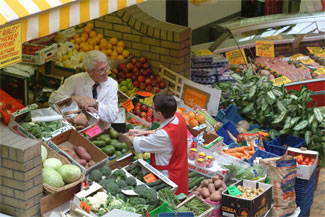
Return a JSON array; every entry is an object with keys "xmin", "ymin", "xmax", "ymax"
[
  {"xmin": 304, "ymin": 157, "xmax": 310, "ymax": 163},
  {"xmin": 296, "ymin": 158, "xmax": 303, "ymax": 164},
  {"xmin": 310, "ymin": 159, "xmax": 315, "ymax": 163},
  {"xmin": 301, "ymin": 162, "xmax": 307, "ymax": 165},
  {"xmin": 308, "ymin": 162, "xmax": 313, "ymax": 166}
]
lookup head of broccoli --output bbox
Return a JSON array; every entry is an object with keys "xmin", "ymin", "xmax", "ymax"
[
  {"xmin": 143, "ymin": 188, "xmax": 158, "ymax": 205},
  {"xmin": 89, "ymin": 169, "xmax": 103, "ymax": 182},
  {"xmin": 129, "ymin": 197, "xmax": 146, "ymax": 206},
  {"xmin": 104, "ymin": 182, "xmax": 120, "ymax": 196},
  {"xmin": 117, "ymin": 179, "xmax": 127, "ymax": 188},
  {"xmin": 126, "ymin": 176, "xmax": 137, "ymax": 187},
  {"xmin": 112, "ymin": 169, "xmax": 126, "ymax": 182},
  {"xmin": 100, "ymin": 166, "xmax": 112, "ymax": 178},
  {"xmin": 98, "ymin": 179, "xmax": 110, "ymax": 188}
]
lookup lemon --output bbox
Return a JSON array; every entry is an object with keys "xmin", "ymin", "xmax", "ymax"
[
  {"xmin": 56, "ymin": 57, "xmax": 63, "ymax": 62},
  {"xmin": 62, "ymin": 55, "xmax": 69, "ymax": 61}
]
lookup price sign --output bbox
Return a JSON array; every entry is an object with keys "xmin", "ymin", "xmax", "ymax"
[
  {"xmin": 225, "ymin": 49, "xmax": 247, "ymax": 65},
  {"xmin": 183, "ymin": 88, "xmax": 208, "ymax": 108},
  {"xmin": 144, "ymin": 173, "xmax": 158, "ymax": 183},
  {"xmin": 80, "ymin": 201, "xmax": 91, "ymax": 213},
  {"xmin": 300, "ymin": 58, "xmax": 314, "ymax": 65},
  {"xmin": 0, "ymin": 23, "xmax": 22, "ymax": 69},
  {"xmin": 256, "ymin": 41, "xmax": 274, "ymax": 57},
  {"xmin": 307, "ymin": 47, "xmax": 325, "ymax": 57},
  {"xmin": 227, "ymin": 185, "xmax": 242, "ymax": 196},
  {"xmin": 85, "ymin": 125, "xmax": 101, "ymax": 137},
  {"xmin": 271, "ymin": 76, "xmax": 291, "ymax": 86},
  {"xmin": 315, "ymin": 68, "xmax": 325, "ymax": 75},
  {"xmin": 122, "ymin": 98, "xmax": 134, "ymax": 112}
]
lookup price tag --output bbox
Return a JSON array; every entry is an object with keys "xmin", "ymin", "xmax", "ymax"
[
  {"xmin": 225, "ymin": 49, "xmax": 247, "ymax": 65},
  {"xmin": 271, "ymin": 76, "xmax": 292, "ymax": 86},
  {"xmin": 227, "ymin": 185, "xmax": 242, "ymax": 196},
  {"xmin": 85, "ymin": 125, "xmax": 101, "ymax": 137},
  {"xmin": 136, "ymin": 91, "xmax": 152, "ymax": 97},
  {"xmin": 122, "ymin": 99, "xmax": 134, "ymax": 112},
  {"xmin": 307, "ymin": 47, "xmax": 325, "ymax": 57},
  {"xmin": 300, "ymin": 58, "xmax": 314, "ymax": 64},
  {"xmin": 314, "ymin": 68, "xmax": 325, "ymax": 75},
  {"xmin": 143, "ymin": 173, "xmax": 158, "ymax": 183},
  {"xmin": 255, "ymin": 41, "xmax": 274, "ymax": 57},
  {"xmin": 291, "ymin": 53, "xmax": 305, "ymax": 61},
  {"xmin": 192, "ymin": 49, "xmax": 213, "ymax": 56},
  {"xmin": 183, "ymin": 88, "xmax": 208, "ymax": 108},
  {"xmin": 80, "ymin": 201, "xmax": 91, "ymax": 213}
]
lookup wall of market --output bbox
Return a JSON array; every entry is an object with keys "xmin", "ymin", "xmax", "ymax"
[{"xmin": 138, "ymin": 0, "xmax": 242, "ymax": 29}]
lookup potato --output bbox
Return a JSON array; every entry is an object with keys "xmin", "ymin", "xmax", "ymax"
[
  {"xmin": 208, "ymin": 183, "xmax": 216, "ymax": 194},
  {"xmin": 210, "ymin": 191, "xmax": 222, "ymax": 202},
  {"xmin": 66, "ymin": 149, "xmax": 79, "ymax": 160},
  {"xmin": 73, "ymin": 113, "xmax": 88, "ymax": 127},
  {"xmin": 201, "ymin": 179, "xmax": 209, "ymax": 187},
  {"xmin": 74, "ymin": 146, "xmax": 91, "ymax": 161},
  {"xmin": 208, "ymin": 179, "xmax": 213, "ymax": 184},
  {"xmin": 218, "ymin": 187, "xmax": 225, "ymax": 193},
  {"xmin": 200, "ymin": 187, "xmax": 210, "ymax": 198},
  {"xmin": 77, "ymin": 159, "xmax": 87, "ymax": 166},
  {"xmin": 205, "ymin": 197, "xmax": 211, "ymax": 201},
  {"xmin": 196, "ymin": 187, "xmax": 202, "ymax": 193},
  {"xmin": 214, "ymin": 180, "xmax": 223, "ymax": 190},
  {"xmin": 193, "ymin": 191, "xmax": 200, "ymax": 196},
  {"xmin": 212, "ymin": 176, "xmax": 219, "ymax": 182},
  {"xmin": 222, "ymin": 182, "xmax": 227, "ymax": 189},
  {"xmin": 87, "ymin": 160, "xmax": 96, "ymax": 167}
]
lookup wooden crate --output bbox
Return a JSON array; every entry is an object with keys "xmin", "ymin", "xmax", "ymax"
[{"xmin": 160, "ymin": 64, "xmax": 187, "ymax": 98}]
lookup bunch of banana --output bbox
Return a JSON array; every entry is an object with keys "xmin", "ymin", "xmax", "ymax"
[
  {"xmin": 140, "ymin": 95, "xmax": 154, "ymax": 106},
  {"xmin": 127, "ymin": 88, "xmax": 138, "ymax": 97}
]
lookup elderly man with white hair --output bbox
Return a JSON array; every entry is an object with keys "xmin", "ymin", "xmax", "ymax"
[{"xmin": 49, "ymin": 50, "xmax": 118, "ymax": 128}]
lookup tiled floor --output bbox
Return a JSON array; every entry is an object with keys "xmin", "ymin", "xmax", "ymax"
[{"xmin": 310, "ymin": 168, "xmax": 325, "ymax": 216}]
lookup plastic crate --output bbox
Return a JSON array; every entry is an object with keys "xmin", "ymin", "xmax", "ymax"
[
  {"xmin": 248, "ymin": 148, "xmax": 279, "ymax": 165},
  {"xmin": 159, "ymin": 213, "xmax": 194, "ymax": 217},
  {"xmin": 264, "ymin": 135, "xmax": 305, "ymax": 156},
  {"xmin": 150, "ymin": 201, "xmax": 174, "ymax": 217},
  {"xmin": 215, "ymin": 105, "xmax": 260, "ymax": 130},
  {"xmin": 295, "ymin": 169, "xmax": 316, "ymax": 216},
  {"xmin": 216, "ymin": 121, "xmax": 239, "ymax": 145}
]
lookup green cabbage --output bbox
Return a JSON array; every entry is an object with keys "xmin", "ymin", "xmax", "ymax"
[
  {"xmin": 41, "ymin": 145, "xmax": 48, "ymax": 162},
  {"xmin": 57, "ymin": 164, "xmax": 81, "ymax": 183},
  {"xmin": 43, "ymin": 158, "xmax": 62, "ymax": 170},
  {"xmin": 42, "ymin": 168, "xmax": 64, "ymax": 188}
]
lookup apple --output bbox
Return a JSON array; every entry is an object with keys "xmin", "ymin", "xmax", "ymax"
[
  {"xmin": 145, "ymin": 79, "xmax": 152, "ymax": 85},
  {"xmin": 135, "ymin": 62, "xmax": 142, "ymax": 69},
  {"xmin": 138, "ymin": 75, "xmax": 145, "ymax": 82},
  {"xmin": 135, "ymin": 72, "xmax": 140, "ymax": 77},
  {"xmin": 132, "ymin": 67, "xmax": 139, "ymax": 73},
  {"xmin": 156, "ymin": 75, "xmax": 162, "ymax": 82},
  {"xmin": 148, "ymin": 108, "xmax": 153, "ymax": 113},
  {"xmin": 147, "ymin": 117, "xmax": 152, "ymax": 123},
  {"xmin": 140, "ymin": 112, "xmax": 146, "ymax": 117},
  {"xmin": 122, "ymin": 68, "xmax": 129, "ymax": 74},
  {"xmin": 146, "ymin": 85, "xmax": 153, "ymax": 92},
  {"xmin": 141, "ymin": 105, "xmax": 148, "ymax": 111},
  {"xmin": 117, "ymin": 72, "xmax": 124, "ymax": 78},
  {"xmin": 131, "ymin": 75, "xmax": 137, "ymax": 81},
  {"xmin": 159, "ymin": 81, "xmax": 165, "ymax": 89},
  {"xmin": 133, "ymin": 80, "xmax": 140, "ymax": 88},
  {"xmin": 139, "ymin": 82, "xmax": 146, "ymax": 90},
  {"xmin": 126, "ymin": 73, "xmax": 132, "ymax": 78},
  {"xmin": 142, "ymin": 70, "xmax": 148, "ymax": 77},
  {"xmin": 153, "ymin": 87, "xmax": 160, "ymax": 94},
  {"xmin": 146, "ymin": 68, "xmax": 152, "ymax": 76},
  {"xmin": 152, "ymin": 80, "xmax": 158, "ymax": 87},
  {"xmin": 135, "ymin": 103, "xmax": 141, "ymax": 107},
  {"xmin": 126, "ymin": 63, "xmax": 133, "ymax": 69},
  {"xmin": 135, "ymin": 109, "xmax": 141, "ymax": 115},
  {"xmin": 131, "ymin": 58, "xmax": 137, "ymax": 64},
  {"xmin": 110, "ymin": 73, "xmax": 117, "ymax": 79},
  {"xmin": 143, "ymin": 63, "xmax": 149, "ymax": 69},
  {"xmin": 140, "ymin": 56, "xmax": 147, "ymax": 63},
  {"xmin": 130, "ymin": 118, "xmax": 137, "ymax": 124},
  {"xmin": 118, "ymin": 63, "xmax": 126, "ymax": 70},
  {"xmin": 112, "ymin": 68, "xmax": 118, "ymax": 74}
]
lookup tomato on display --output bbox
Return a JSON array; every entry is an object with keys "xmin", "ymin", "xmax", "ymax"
[
  {"xmin": 296, "ymin": 158, "xmax": 303, "ymax": 164},
  {"xmin": 301, "ymin": 162, "xmax": 307, "ymax": 165},
  {"xmin": 304, "ymin": 157, "xmax": 310, "ymax": 163}
]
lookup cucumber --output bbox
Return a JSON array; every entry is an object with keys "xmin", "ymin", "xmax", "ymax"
[
  {"xmin": 188, "ymin": 171, "xmax": 198, "ymax": 178},
  {"xmin": 152, "ymin": 182, "xmax": 168, "ymax": 191},
  {"xmin": 188, "ymin": 177, "xmax": 204, "ymax": 190},
  {"xmin": 147, "ymin": 179, "xmax": 163, "ymax": 187}
]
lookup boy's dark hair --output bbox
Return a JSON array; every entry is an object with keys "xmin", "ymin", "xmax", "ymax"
[{"xmin": 153, "ymin": 94, "xmax": 177, "ymax": 119}]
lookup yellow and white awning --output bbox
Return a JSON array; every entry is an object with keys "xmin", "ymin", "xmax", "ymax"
[{"xmin": 0, "ymin": 0, "xmax": 145, "ymax": 43}]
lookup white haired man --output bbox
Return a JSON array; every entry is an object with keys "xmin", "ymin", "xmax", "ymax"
[{"xmin": 49, "ymin": 50, "xmax": 118, "ymax": 127}]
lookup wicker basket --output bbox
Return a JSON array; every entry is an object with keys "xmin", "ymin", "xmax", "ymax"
[{"xmin": 42, "ymin": 143, "xmax": 84, "ymax": 194}]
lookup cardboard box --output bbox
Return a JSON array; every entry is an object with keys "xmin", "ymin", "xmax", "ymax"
[
  {"xmin": 196, "ymin": 133, "xmax": 223, "ymax": 153},
  {"xmin": 221, "ymin": 180, "xmax": 272, "ymax": 217},
  {"xmin": 37, "ymin": 72, "xmax": 65, "ymax": 90},
  {"xmin": 89, "ymin": 127, "xmax": 133, "ymax": 165},
  {"xmin": 48, "ymin": 129, "xmax": 108, "ymax": 174},
  {"xmin": 124, "ymin": 159, "xmax": 178, "ymax": 193},
  {"xmin": 286, "ymin": 147, "xmax": 319, "ymax": 180},
  {"xmin": 22, "ymin": 43, "xmax": 57, "ymax": 65},
  {"xmin": 52, "ymin": 97, "xmax": 99, "ymax": 133},
  {"xmin": 8, "ymin": 104, "xmax": 72, "ymax": 142},
  {"xmin": 176, "ymin": 194, "xmax": 213, "ymax": 217}
]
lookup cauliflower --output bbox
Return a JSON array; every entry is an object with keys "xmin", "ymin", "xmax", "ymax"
[{"xmin": 87, "ymin": 192, "xmax": 108, "ymax": 209}]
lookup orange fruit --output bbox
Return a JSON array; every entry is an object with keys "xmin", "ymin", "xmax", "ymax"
[
  {"xmin": 117, "ymin": 46, "xmax": 123, "ymax": 54},
  {"xmin": 83, "ymin": 44, "xmax": 89, "ymax": 52},
  {"xmin": 74, "ymin": 44, "xmax": 80, "ymax": 50},
  {"xmin": 75, "ymin": 38, "xmax": 82, "ymax": 44},
  {"xmin": 73, "ymin": 34, "xmax": 79, "ymax": 40},
  {"xmin": 89, "ymin": 31, "xmax": 97, "ymax": 38},
  {"xmin": 183, "ymin": 114, "xmax": 190, "ymax": 123},
  {"xmin": 196, "ymin": 113, "xmax": 206, "ymax": 124},
  {"xmin": 110, "ymin": 37, "xmax": 118, "ymax": 45},
  {"xmin": 189, "ymin": 119, "xmax": 199, "ymax": 128},
  {"xmin": 107, "ymin": 43, "xmax": 112, "ymax": 50},
  {"xmin": 88, "ymin": 44, "xmax": 94, "ymax": 50},
  {"xmin": 106, "ymin": 49, "xmax": 112, "ymax": 56},
  {"xmin": 97, "ymin": 33, "xmax": 104, "ymax": 39},
  {"xmin": 101, "ymin": 49, "xmax": 107, "ymax": 55},
  {"xmin": 100, "ymin": 42, "xmax": 108, "ymax": 50},
  {"xmin": 86, "ymin": 23, "xmax": 94, "ymax": 29},
  {"xmin": 93, "ymin": 37, "xmax": 100, "ymax": 44},
  {"xmin": 117, "ymin": 41, "xmax": 125, "ymax": 48},
  {"xmin": 111, "ymin": 54, "xmax": 117, "ymax": 60},
  {"xmin": 100, "ymin": 38, "xmax": 107, "ymax": 44},
  {"xmin": 89, "ymin": 39, "xmax": 97, "ymax": 46},
  {"xmin": 81, "ymin": 32, "xmax": 88, "ymax": 39},
  {"xmin": 117, "ymin": 55, "xmax": 124, "ymax": 60},
  {"xmin": 187, "ymin": 112, "xmax": 196, "ymax": 120},
  {"xmin": 83, "ymin": 26, "xmax": 91, "ymax": 33},
  {"xmin": 94, "ymin": 45, "xmax": 100, "ymax": 50},
  {"xmin": 69, "ymin": 39, "xmax": 75, "ymax": 43},
  {"xmin": 122, "ymin": 50, "xmax": 129, "ymax": 57}
]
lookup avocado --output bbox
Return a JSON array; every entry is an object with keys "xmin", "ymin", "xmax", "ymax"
[
  {"xmin": 109, "ymin": 128, "xmax": 119, "ymax": 139},
  {"xmin": 93, "ymin": 140, "xmax": 106, "ymax": 148},
  {"xmin": 98, "ymin": 134, "xmax": 111, "ymax": 144},
  {"xmin": 101, "ymin": 145, "xmax": 116, "ymax": 156},
  {"xmin": 113, "ymin": 142, "xmax": 123, "ymax": 151}
]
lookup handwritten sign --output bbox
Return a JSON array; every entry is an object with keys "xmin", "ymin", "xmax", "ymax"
[
  {"xmin": 80, "ymin": 201, "xmax": 91, "ymax": 213},
  {"xmin": 271, "ymin": 76, "xmax": 291, "ymax": 86},
  {"xmin": 144, "ymin": 173, "xmax": 158, "ymax": 183},
  {"xmin": 85, "ymin": 125, "xmax": 101, "ymax": 137},
  {"xmin": 300, "ymin": 58, "xmax": 314, "ymax": 65},
  {"xmin": 314, "ymin": 68, "xmax": 325, "ymax": 75},
  {"xmin": 225, "ymin": 49, "xmax": 247, "ymax": 65},
  {"xmin": 192, "ymin": 49, "xmax": 213, "ymax": 56},
  {"xmin": 307, "ymin": 47, "xmax": 325, "ymax": 57},
  {"xmin": 256, "ymin": 41, "xmax": 274, "ymax": 57},
  {"xmin": 183, "ymin": 88, "xmax": 208, "ymax": 108},
  {"xmin": 0, "ymin": 23, "xmax": 22, "ymax": 68},
  {"xmin": 122, "ymin": 98, "xmax": 134, "ymax": 112},
  {"xmin": 227, "ymin": 185, "xmax": 242, "ymax": 196}
]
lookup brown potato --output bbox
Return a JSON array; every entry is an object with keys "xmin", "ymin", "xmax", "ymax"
[
  {"xmin": 208, "ymin": 183, "xmax": 216, "ymax": 194},
  {"xmin": 214, "ymin": 180, "xmax": 223, "ymax": 190},
  {"xmin": 73, "ymin": 113, "xmax": 88, "ymax": 127},
  {"xmin": 77, "ymin": 159, "xmax": 87, "ymax": 166},
  {"xmin": 212, "ymin": 176, "xmax": 219, "ymax": 182},
  {"xmin": 200, "ymin": 187, "xmax": 210, "ymax": 198},
  {"xmin": 210, "ymin": 191, "xmax": 222, "ymax": 202},
  {"xmin": 66, "ymin": 149, "xmax": 78, "ymax": 160},
  {"xmin": 201, "ymin": 179, "xmax": 209, "ymax": 187},
  {"xmin": 87, "ymin": 160, "xmax": 96, "ymax": 167},
  {"xmin": 74, "ymin": 146, "xmax": 91, "ymax": 161}
]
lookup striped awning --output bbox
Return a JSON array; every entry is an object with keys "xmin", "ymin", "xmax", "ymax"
[{"xmin": 0, "ymin": 0, "xmax": 145, "ymax": 43}]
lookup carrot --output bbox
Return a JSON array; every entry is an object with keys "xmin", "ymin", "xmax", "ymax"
[
  {"xmin": 225, "ymin": 148, "xmax": 237, "ymax": 153},
  {"xmin": 227, "ymin": 152, "xmax": 241, "ymax": 158},
  {"xmin": 235, "ymin": 147, "xmax": 245, "ymax": 153},
  {"xmin": 250, "ymin": 142, "xmax": 255, "ymax": 152},
  {"xmin": 243, "ymin": 146, "xmax": 251, "ymax": 150},
  {"xmin": 248, "ymin": 151, "xmax": 255, "ymax": 155}
]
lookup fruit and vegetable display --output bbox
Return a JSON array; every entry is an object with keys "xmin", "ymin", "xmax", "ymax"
[
  {"xmin": 110, "ymin": 56, "xmax": 165, "ymax": 96},
  {"xmin": 92, "ymin": 128, "xmax": 130, "ymax": 158},
  {"xmin": 139, "ymin": 94, "xmax": 154, "ymax": 107},
  {"xmin": 293, "ymin": 154, "xmax": 316, "ymax": 166},
  {"xmin": 130, "ymin": 102, "xmax": 159, "ymax": 123},
  {"xmin": 41, "ymin": 145, "xmax": 82, "ymax": 188},
  {"xmin": 176, "ymin": 195, "xmax": 212, "ymax": 216},
  {"xmin": 233, "ymin": 185, "xmax": 265, "ymax": 199},
  {"xmin": 20, "ymin": 113, "xmax": 65, "ymax": 139},
  {"xmin": 178, "ymin": 109, "xmax": 206, "ymax": 128},
  {"xmin": 222, "ymin": 143, "xmax": 255, "ymax": 160},
  {"xmin": 190, "ymin": 176, "xmax": 226, "ymax": 202}
]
